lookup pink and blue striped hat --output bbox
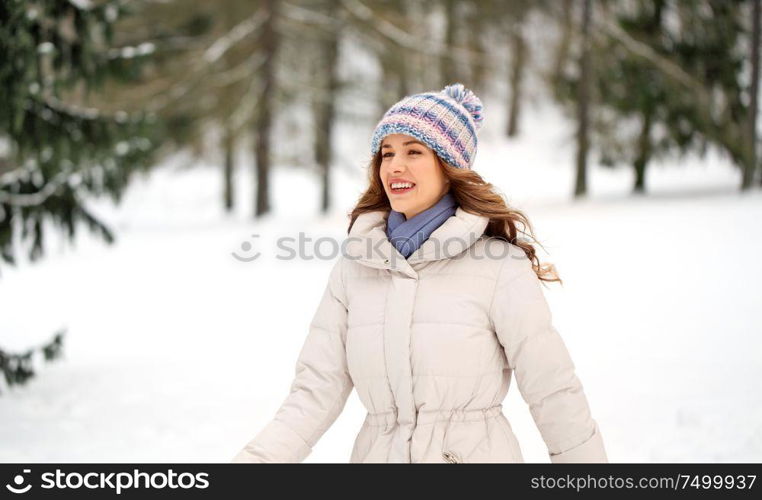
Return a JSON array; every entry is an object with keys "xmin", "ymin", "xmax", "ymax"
[{"xmin": 369, "ymin": 82, "xmax": 484, "ymax": 170}]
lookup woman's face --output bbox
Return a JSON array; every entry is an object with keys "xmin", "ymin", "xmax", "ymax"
[{"xmin": 379, "ymin": 134, "xmax": 450, "ymax": 219}]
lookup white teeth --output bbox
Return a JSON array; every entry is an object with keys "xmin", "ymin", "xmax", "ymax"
[{"xmin": 391, "ymin": 182, "xmax": 414, "ymax": 189}]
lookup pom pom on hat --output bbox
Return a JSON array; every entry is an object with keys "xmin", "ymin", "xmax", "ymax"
[{"xmin": 441, "ymin": 82, "xmax": 484, "ymax": 132}]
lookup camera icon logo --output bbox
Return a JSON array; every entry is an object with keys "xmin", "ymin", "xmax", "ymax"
[{"xmin": 5, "ymin": 469, "xmax": 32, "ymax": 494}]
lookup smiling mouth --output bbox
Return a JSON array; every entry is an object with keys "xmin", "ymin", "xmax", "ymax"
[{"xmin": 390, "ymin": 182, "xmax": 416, "ymax": 194}]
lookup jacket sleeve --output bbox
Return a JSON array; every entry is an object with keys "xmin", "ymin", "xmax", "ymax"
[
  {"xmin": 489, "ymin": 252, "xmax": 608, "ymax": 463},
  {"xmin": 231, "ymin": 257, "xmax": 354, "ymax": 463}
]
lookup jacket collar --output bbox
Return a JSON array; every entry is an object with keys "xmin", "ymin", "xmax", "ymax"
[{"xmin": 345, "ymin": 206, "xmax": 490, "ymax": 278}]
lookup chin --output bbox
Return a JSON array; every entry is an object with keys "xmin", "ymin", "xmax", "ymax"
[{"xmin": 390, "ymin": 202, "xmax": 410, "ymax": 213}]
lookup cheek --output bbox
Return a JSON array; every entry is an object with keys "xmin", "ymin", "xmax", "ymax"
[{"xmin": 421, "ymin": 161, "xmax": 443, "ymax": 185}]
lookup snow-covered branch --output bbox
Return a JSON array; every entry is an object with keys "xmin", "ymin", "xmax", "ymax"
[
  {"xmin": 204, "ymin": 8, "xmax": 267, "ymax": 64},
  {"xmin": 207, "ymin": 52, "xmax": 266, "ymax": 88},
  {"xmin": 339, "ymin": 0, "xmax": 484, "ymax": 62},
  {"xmin": 282, "ymin": 1, "xmax": 343, "ymax": 31},
  {"xmin": 107, "ymin": 42, "xmax": 156, "ymax": 60},
  {"xmin": 146, "ymin": 8, "xmax": 268, "ymax": 112},
  {"xmin": 596, "ymin": 15, "xmax": 709, "ymax": 99},
  {"xmin": 0, "ymin": 170, "xmax": 71, "ymax": 207},
  {"xmin": 230, "ymin": 71, "xmax": 265, "ymax": 133},
  {"xmin": 37, "ymin": 93, "xmax": 133, "ymax": 124}
]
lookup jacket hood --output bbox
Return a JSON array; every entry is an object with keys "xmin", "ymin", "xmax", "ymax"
[{"xmin": 345, "ymin": 206, "xmax": 490, "ymax": 278}]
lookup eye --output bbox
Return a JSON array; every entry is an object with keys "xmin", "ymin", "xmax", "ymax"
[{"xmin": 382, "ymin": 150, "xmax": 421, "ymax": 158}]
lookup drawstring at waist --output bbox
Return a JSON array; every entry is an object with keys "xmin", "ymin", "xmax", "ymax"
[
  {"xmin": 364, "ymin": 404, "xmax": 503, "ymax": 463},
  {"xmin": 441, "ymin": 405, "xmax": 501, "ymax": 457},
  {"xmin": 364, "ymin": 404, "xmax": 503, "ymax": 427}
]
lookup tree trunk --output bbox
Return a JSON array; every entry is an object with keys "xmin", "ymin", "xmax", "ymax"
[
  {"xmin": 376, "ymin": 1, "xmax": 411, "ymax": 112},
  {"xmin": 551, "ymin": 0, "xmax": 574, "ymax": 91},
  {"xmin": 441, "ymin": 0, "xmax": 457, "ymax": 84},
  {"xmin": 507, "ymin": 21, "xmax": 526, "ymax": 137},
  {"xmin": 254, "ymin": 0, "xmax": 279, "ymax": 218},
  {"xmin": 746, "ymin": 0, "xmax": 761, "ymax": 189},
  {"xmin": 574, "ymin": 0, "xmax": 592, "ymax": 198},
  {"xmin": 633, "ymin": 111, "xmax": 653, "ymax": 194},
  {"xmin": 393, "ymin": 0, "xmax": 410, "ymax": 98},
  {"xmin": 223, "ymin": 125, "xmax": 236, "ymax": 212},
  {"xmin": 315, "ymin": 0, "xmax": 341, "ymax": 214},
  {"xmin": 468, "ymin": 4, "xmax": 487, "ymax": 95}
]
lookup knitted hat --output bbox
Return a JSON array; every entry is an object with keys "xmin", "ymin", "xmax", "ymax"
[{"xmin": 369, "ymin": 82, "xmax": 484, "ymax": 170}]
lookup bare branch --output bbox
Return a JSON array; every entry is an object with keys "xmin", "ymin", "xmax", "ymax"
[
  {"xmin": 338, "ymin": 0, "xmax": 487, "ymax": 63},
  {"xmin": 204, "ymin": 9, "xmax": 268, "ymax": 64}
]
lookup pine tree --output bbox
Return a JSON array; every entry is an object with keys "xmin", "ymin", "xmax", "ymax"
[
  {"xmin": 663, "ymin": 0, "xmax": 751, "ymax": 189},
  {"xmin": 0, "ymin": 0, "xmax": 161, "ymax": 392},
  {"xmin": 593, "ymin": 0, "xmax": 671, "ymax": 194},
  {"xmin": 551, "ymin": 0, "xmax": 754, "ymax": 195}
]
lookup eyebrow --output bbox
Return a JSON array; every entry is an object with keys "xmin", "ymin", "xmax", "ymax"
[{"xmin": 381, "ymin": 140, "xmax": 425, "ymax": 148}]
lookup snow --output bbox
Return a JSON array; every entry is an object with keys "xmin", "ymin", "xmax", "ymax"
[{"xmin": 1, "ymin": 94, "xmax": 761, "ymax": 463}]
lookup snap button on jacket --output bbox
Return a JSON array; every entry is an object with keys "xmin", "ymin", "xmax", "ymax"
[{"xmin": 232, "ymin": 207, "xmax": 608, "ymax": 463}]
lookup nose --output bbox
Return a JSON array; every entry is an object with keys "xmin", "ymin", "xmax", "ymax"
[{"xmin": 390, "ymin": 153, "xmax": 407, "ymax": 173}]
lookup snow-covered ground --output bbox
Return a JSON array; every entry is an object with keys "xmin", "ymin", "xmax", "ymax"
[{"xmin": 1, "ymin": 94, "xmax": 761, "ymax": 463}]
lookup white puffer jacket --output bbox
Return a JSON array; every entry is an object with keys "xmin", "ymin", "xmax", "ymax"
[{"xmin": 232, "ymin": 207, "xmax": 608, "ymax": 463}]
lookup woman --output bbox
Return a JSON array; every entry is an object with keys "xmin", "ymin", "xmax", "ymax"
[{"xmin": 232, "ymin": 83, "xmax": 608, "ymax": 463}]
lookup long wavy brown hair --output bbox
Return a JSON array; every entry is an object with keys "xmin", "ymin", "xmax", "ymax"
[{"xmin": 347, "ymin": 150, "xmax": 562, "ymax": 285}]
